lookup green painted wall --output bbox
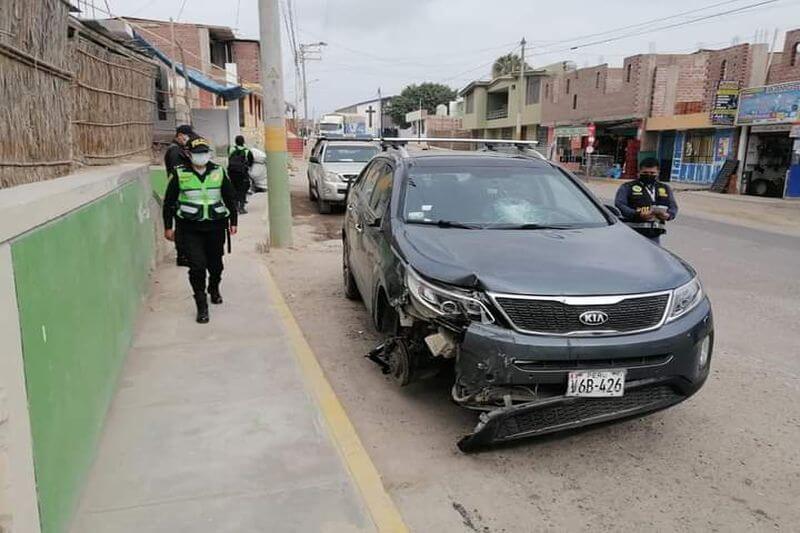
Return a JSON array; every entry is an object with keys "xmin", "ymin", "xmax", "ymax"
[
  {"xmin": 12, "ymin": 180, "xmax": 154, "ymax": 533},
  {"xmin": 149, "ymin": 167, "xmax": 169, "ymax": 200}
]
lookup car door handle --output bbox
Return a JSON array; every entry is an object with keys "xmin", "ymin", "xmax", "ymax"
[{"xmin": 354, "ymin": 222, "xmax": 363, "ymax": 233}]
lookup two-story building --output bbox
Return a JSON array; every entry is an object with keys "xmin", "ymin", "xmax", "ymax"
[{"xmin": 459, "ymin": 68, "xmax": 555, "ymax": 147}]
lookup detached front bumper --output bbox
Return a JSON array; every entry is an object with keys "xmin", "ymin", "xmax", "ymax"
[{"xmin": 455, "ymin": 298, "xmax": 713, "ymax": 451}]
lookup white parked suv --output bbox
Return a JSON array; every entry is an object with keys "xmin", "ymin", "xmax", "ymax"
[{"xmin": 307, "ymin": 138, "xmax": 379, "ymax": 214}]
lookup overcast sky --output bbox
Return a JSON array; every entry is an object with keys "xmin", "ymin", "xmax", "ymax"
[{"xmin": 103, "ymin": 0, "xmax": 798, "ymax": 116}]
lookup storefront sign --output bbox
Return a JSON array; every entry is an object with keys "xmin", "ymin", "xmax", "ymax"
[
  {"xmin": 737, "ymin": 81, "xmax": 800, "ymax": 125},
  {"xmin": 555, "ymin": 125, "xmax": 590, "ymax": 137},
  {"xmin": 710, "ymin": 80, "xmax": 739, "ymax": 126},
  {"xmin": 751, "ymin": 124, "xmax": 792, "ymax": 133},
  {"xmin": 790, "ymin": 123, "xmax": 800, "ymax": 138}
]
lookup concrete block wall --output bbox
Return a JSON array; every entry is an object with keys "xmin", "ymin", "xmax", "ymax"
[
  {"xmin": 0, "ymin": 164, "xmax": 159, "ymax": 533},
  {"xmin": 767, "ymin": 29, "xmax": 800, "ymax": 84}
]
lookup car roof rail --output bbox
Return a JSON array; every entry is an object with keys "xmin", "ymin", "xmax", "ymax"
[
  {"xmin": 376, "ymin": 137, "xmax": 546, "ymax": 160},
  {"xmin": 317, "ymin": 134, "xmax": 376, "ymax": 142}
]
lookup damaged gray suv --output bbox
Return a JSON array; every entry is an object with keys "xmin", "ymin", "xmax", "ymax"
[{"xmin": 342, "ymin": 140, "xmax": 713, "ymax": 451}]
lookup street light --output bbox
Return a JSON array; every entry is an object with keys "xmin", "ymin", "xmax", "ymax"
[{"xmin": 299, "ymin": 42, "xmax": 327, "ymax": 137}]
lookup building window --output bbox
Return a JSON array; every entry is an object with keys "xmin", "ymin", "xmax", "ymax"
[
  {"xmin": 572, "ymin": 94, "xmax": 577, "ymax": 110},
  {"xmin": 215, "ymin": 95, "xmax": 224, "ymax": 107},
  {"xmin": 595, "ymin": 71, "xmax": 601, "ymax": 89},
  {"xmin": 792, "ymin": 42, "xmax": 800, "ymax": 66},
  {"xmin": 238, "ymin": 97, "xmax": 246, "ymax": 128},
  {"xmin": 683, "ymin": 132, "xmax": 714, "ymax": 164},
  {"xmin": 626, "ymin": 63, "xmax": 632, "ymax": 82},
  {"xmin": 545, "ymin": 83, "xmax": 550, "ymax": 100},
  {"xmin": 525, "ymin": 78, "xmax": 540, "ymax": 104},
  {"xmin": 465, "ymin": 92, "xmax": 474, "ymax": 114},
  {"xmin": 720, "ymin": 59, "xmax": 727, "ymax": 80},
  {"xmin": 566, "ymin": 78, "xmax": 571, "ymax": 94}
]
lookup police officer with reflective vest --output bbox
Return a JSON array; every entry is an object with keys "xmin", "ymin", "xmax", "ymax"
[
  {"xmin": 163, "ymin": 137, "xmax": 238, "ymax": 323},
  {"xmin": 228, "ymin": 135, "xmax": 254, "ymax": 214},
  {"xmin": 615, "ymin": 157, "xmax": 678, "ymax": 245}
]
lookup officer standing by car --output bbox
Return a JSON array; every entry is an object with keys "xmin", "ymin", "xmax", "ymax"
[
  {"xmin": 227, "ymin": 135, "xmax": 254, "ymax": 214},
  {"xmin": 614, "ymin": 157, "xmax": 678, "ymax": 245},
  {"xmin": 163, "ymin": 137, "xmax": 238, "ymax": 323}
]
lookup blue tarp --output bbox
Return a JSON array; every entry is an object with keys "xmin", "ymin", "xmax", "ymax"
[{"xmin": 131, "ymin": 31, "xmax": 250, "ymax": 101}]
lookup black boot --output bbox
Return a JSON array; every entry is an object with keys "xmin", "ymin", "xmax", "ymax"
[
  {"xmin": 238, "ymin": 201, "xmax": 248, "ymax": 214},
  {"xmin": 208, "ymin": 284, "xmax": 223, "ymax": 305},
  {"xmin": 194, "ymin": 293, "xmax": 209, "ymax": 323}
]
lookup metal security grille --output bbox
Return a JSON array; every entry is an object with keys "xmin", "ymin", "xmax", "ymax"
[{"xmin": 494, "ymin": 293, "xmax": 670, "ymax": 335}]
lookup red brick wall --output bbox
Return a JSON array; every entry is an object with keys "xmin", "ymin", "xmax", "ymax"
[
  {"xmin": 704, "ymin": 44, "xmax": 753, "ymax": 107},
  {"xmin": 232, "ymin": 41, "xmax": 260, "ymax": 84},
  {"xmin": 767, "ymin": 29, "xmax": 800, "ymax": 84},
  {"xmin": 127, "ymin": 19, "xmax": 204, "ymax": 70}
]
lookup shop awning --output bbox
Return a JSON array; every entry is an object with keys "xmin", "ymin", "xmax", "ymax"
[{"xmin": 131, "ymin": 31, "xmax": 250, "ymax": 101}]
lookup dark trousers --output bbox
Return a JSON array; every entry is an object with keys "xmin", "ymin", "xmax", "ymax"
[
  {"xmin": 230, "ymin": 172, "xmax": 249, "ymax": 206},
  {"xmin": 176, "ymin": 226, "xmax": 226, "ymax": 295}
]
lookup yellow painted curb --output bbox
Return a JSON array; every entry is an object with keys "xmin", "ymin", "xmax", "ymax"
[{"xmin": 261, "ymin": 265, "xmax": 409, "ymax": 533}]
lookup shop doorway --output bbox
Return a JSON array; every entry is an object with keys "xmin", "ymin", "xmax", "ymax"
[
  {"xmin": 744, "ymin": 133, "xmax": 793, "ymax": 197},
  {"xmin": 658, "ymin": 132, "xmax": 675, "ymax": 182}
]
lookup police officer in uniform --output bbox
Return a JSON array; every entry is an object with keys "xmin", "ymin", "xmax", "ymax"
[
  {"xmin": 614, "ymin": 157, "xmax": 678, "ymax": 245},
  {"xmin": 227, "ymin": 135, "xmax": 254, "ymax": 214},
  {"xmin": 163, "ymin": 137, "xmax": 238, "ymax": 323}
]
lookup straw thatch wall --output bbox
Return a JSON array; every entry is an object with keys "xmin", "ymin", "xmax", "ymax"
[
  {"xmin": 0, "ymin": 0, "xmax": 158, "ymax": 189},
  {"xmin": 71, "ymin": 34, "xmax": 157, "ymax": 165},
  {"xmin": 0, "ymin": 0, "xmax": 73, "ymax": 187}
]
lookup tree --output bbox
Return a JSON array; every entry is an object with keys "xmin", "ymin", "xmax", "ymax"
[
  {"xmin": 491, "ymin": 53, "xmax": 531, "ymax": 78},
  {"xmin": 385, "ymin": 82, "xmax": 457, "ymax": 129}
]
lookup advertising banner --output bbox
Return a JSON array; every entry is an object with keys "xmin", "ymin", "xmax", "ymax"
[
  {"xmin": 737, "ymin": 81, "xmax": 800, "ymax": 125},
  {"xmin": 710, "ymin": 80, "xmax": 740, "ymax": 126}
]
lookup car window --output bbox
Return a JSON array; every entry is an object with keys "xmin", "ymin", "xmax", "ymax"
[
  {"xmin": 311, "ymin": 141, "xmax": 324, "ymax": 160},
  {"xmin": 402, "ymin": 164, "xmax": 607, "ymax": 228},
  {"xmin": 357, "ymin": 160, "xmax": 384, "ymax": 202},
  {"xmin": 324, "ymin": 145, "xmax": 378, "ymax": 163},
  {"xmin": 368, "ymin": 164, "xmax": 394, "ymax": 217}
]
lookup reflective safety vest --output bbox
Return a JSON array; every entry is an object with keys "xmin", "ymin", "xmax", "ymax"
[
  {"xmin": 625, "ymin": 181, "xmax": 669, "ymax": 237},
  {"xmin": 175, "ymin": 166, "xmax": 230, "ymax": 222}
]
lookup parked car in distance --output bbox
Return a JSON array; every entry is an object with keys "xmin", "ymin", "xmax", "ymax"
[
  {"xmin": 249, "ymin": 147, "xmax": 267, "ymax": 192},
  {"xmin": 308, "ymin": 137, "xmax": 379, "ymax": 214},
  {"xmin": 342, "ymin": 140, "xmax": 714, "ymax": 452}
]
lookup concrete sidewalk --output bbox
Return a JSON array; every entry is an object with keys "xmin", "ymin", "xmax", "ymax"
[{"xmin": 70, "ymin": 208, "xmax": 404, "ymax": 532}]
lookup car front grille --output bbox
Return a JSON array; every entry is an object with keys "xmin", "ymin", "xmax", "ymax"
[
  {"xmin": 493, "ymin": 293, "xmax": 670, "ymax": 335},
  {"xmin": 513, "ymin": 354, "xmax": 672, "ymax": 371},
  {"xmin": 495, "ymin": 384, "xmax": 682, "ymax": 440}
]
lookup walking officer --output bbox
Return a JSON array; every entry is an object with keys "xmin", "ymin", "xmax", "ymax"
[
  {"xmin": 227, "ymin": 135, "xmax": 254, "ymax": 214},
  {"xmin": 614, "ymin": 157, "xmax": 678, "ymax": 245},
  {"xmin": 163, "ymin": 137, "xmax": 238, "ymax": 323}
]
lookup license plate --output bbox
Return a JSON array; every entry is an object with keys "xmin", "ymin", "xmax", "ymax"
[{"xmin": 566, "ymin": 370, "xmax": 626, "ymax": 397}]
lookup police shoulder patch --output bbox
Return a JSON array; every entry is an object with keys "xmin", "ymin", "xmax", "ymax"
[
  {"xmin": 632, "ymin": 185, "xmax": 643, "ymax": 192},
  {"xmin": 658, "ymin": 187, "xmax": 667, "ymax": 195}
]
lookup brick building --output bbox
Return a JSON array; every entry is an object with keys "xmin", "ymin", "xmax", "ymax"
[{"xmin": 119, "ymin": 17, "xmax": 265, "ymax": 149}]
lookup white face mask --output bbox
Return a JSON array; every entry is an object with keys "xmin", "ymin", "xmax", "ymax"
[{"xmin": 190, "ymin": 153, "xmax": 211, "ymax": 167}]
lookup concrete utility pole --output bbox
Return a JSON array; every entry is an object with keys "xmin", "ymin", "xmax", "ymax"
[
  {"xmin": 258, "ymin": 0, "xmax": 293, "ymax": 247},
  {"xmin": 377, "ymin": 87, "xmax": 383, "ymax": 136},
  {"xmin": 515, "ymin": 37, "xmax": 526, "ymax": 140},
  {"xmin": 299, "ymin": 42, "xmax": 325, "ymax": 137}
]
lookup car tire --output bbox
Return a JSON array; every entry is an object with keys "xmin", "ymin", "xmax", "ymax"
[
  {"xmin": 308, "ymin": 179, "xmax": 316, "ymax": 201},
  {"xmin": 342, "ymin": 240, "xmax": 360, "ymax": 300},
  {"xmin": 750, "ymin": 179, "xmax": 770, "ymax": 196},
  {"xmin": 318, "ymin": 198, "xmax": 332, "ymax": 214}
]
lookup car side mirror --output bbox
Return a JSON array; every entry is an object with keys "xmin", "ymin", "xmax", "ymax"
[
  {"xmin": 309, "ymin": 156, "xmax": 320, "ymax": 164},
  {"xmin": 605, "ymin": 204, "xmax": 622, "ymax": 218}
]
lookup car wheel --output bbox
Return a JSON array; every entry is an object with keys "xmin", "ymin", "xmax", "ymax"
[
  {"xmin": 318, "ymin": 198, "xmax": 332, "ymax": 214},
  {"xmin": 308, "ymin": 179, "xmax": 316, "ymax": 201},
  {"xmin": 342, "ymin": 240, "xmax": 360, "ymax": 300},
  {"xmin": 750, "ymin": 179, "xmax": 770, "ymax": 196}
]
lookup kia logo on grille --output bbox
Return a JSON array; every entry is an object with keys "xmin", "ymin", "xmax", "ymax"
[{"xmin": 579, "ymin": 310, "xmax": 609, "ymax": 326}]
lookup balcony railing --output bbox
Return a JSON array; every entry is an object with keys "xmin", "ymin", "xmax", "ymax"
[{"xmin": 486, "ymin": 106, "xmax": 508, "ymax": 120}]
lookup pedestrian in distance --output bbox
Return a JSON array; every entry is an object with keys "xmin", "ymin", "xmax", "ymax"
[
  {"xmin": 163, "ymin": 137, "xmax": 238, "ymax": 324},
  {"xmin": 228, "ymin": 135, "xmax": 254, "ymax": 214},
  {"xmin": 614, "ymin": 157, "xmax": 678, "ymax": 246},
  {"xmin": 164, "ymin": 124, "xmax": 197, "ymax": 267}
]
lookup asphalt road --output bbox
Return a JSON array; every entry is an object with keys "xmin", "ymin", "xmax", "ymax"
[{"xmin": 264, "ymin": 171, "xmax": 800, "ymax": 533}]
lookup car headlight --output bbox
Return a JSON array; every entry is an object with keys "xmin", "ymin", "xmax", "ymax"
[
  {"xmin": 324, "ymin": 170, "xmax": 342, "ymax": 182},
  {"xmin": 405, "ymin": 268, "xmax": 494, "ymax": 324},
  {"xmin": 668, "ymin": 277, "xmax": 703, "ymax": 321}
]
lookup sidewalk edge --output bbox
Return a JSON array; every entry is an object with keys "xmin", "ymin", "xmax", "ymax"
[{"xmin": 261, "ymin": 264, "xmax": 409, "ymax": 533}]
